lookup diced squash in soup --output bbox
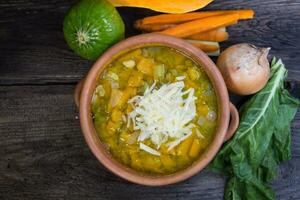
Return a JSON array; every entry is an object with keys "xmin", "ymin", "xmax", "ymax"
[{"xmin": 92, "ymin": 46, "xmax": 218, "ymax": 175}]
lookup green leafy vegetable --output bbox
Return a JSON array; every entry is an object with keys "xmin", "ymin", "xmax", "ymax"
[{"xmin": 210, "ymin": 58, "xmax": 299, "ymax": 200}]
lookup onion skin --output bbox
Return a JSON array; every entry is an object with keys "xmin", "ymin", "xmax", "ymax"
[{"xmin": 217, "ymin": 43, "xmax": 270, "ymax": 95}]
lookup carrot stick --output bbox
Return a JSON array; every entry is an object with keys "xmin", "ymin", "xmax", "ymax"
[
  {"xmin": 186, "ymin": 28, "xmax": 229, "ymax": 42},
  {"xmin": 134, "ymin": 22, "xmax": 176, "ymax": 31},
  {"xmin": 187, "ymin": 40, "xmax": 220, "ymax": 53},
  {"xmin": 234, "ymin": 9, "xmax": 255, "ymax": 19},
  {"xmin": 138, "ymin": 12, "xmax": 221, "ymax": 26},
  {"xmin": 160, "ymin": 13, "xmax": 239, "ymax": 38},
  {"xmin": 137, "ymin": 9, "xmax": 254, "ymax": 25}
]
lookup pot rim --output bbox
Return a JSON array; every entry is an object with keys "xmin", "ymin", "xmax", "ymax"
[{"xmin": 79, "ymin": 33, "xmax": 230, "ymax": 186}]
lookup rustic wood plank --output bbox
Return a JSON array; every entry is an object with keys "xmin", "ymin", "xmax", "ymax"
[
  {"xmin": 0, "ymin": 85, "xmax": 299, "ymax": 200},
  {"xmin": 1, "ymin": 0, "xmax": 300, "ymax": 199},
  {"xmin": 0, "ymin": 0, "xmax": 300, "ymax": 84}
]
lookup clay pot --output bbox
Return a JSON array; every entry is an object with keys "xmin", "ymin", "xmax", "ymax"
[{"xmin": 75, "ymin": 33, "xmax": 239, "ymax": 186}]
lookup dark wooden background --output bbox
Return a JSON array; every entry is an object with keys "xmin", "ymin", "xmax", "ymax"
[{"xmin": 0, "ymin": 0, "xmax": 299, "ymax": 199}]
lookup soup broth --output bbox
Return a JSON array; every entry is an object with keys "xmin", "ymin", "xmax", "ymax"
[{"xmin": 92, "ymin": 46, "xmax": 218, "ymax": 174}]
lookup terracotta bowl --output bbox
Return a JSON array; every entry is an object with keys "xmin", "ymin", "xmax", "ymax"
[{"xmin": 75, "ymin": 33, "xmax": 239, "ymax": 186}]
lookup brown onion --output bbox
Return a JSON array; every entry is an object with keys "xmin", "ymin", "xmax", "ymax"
[{"xmin": 217, "ymin": 43, "xmax": 270, "ymax": 95}]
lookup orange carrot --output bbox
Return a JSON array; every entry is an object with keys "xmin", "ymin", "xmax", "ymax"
[
  {"xmin": 186, "ymin": 28, "xmax": 229, "ymax": 42},
  {"xmin": 137, "ymin": 9, "xmax": 254, "ymax": 25},
  {"xmin": 134, "ymin": 23, "xmax": 229, "ymax": 42},
  {"xmin": 187, "ymin": 40, "xmax": 220, "ymax": 53},
  {"xmin": 234, "ymin": 9, "xmax": 255, "ymax": 19},
  {"xmin": 193, "ymin": 43, "xmax": 219, "ymax": 52},
  {"xmin": 134, "ymin": 22, "xmax": 176, "ymax": 31},
  {"xmin": 138, "ymin": 12, "xmax": 221, "ymax": 25},
  {"xmin": 160, "ymin": 13, "xmax": 239, "ymax": 38}
]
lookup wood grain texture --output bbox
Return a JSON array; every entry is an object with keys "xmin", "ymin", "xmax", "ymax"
[
  {"xmin": 0, "ymin": 0, "xmax": 300, "ymax": 84},
  {"xmin": 0, "ymin": 0, "xmax": 300, "ymax": 199},
  {"xmin": 0, "ymin": 85, "xmax": 299, "ymax": 200}
]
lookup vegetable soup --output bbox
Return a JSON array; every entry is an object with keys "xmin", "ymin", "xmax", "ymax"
[{"xmin": 92, "ymin": 46, "xmax": 218, "ymax": 174}]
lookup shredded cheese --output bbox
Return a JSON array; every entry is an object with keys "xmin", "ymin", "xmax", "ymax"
[
  {"xmin": 140, "ymin": 143, "xmax": 161, "ymax": 156},
  {"xmin": 127, "ymin": 79, "xmax": 197, "ymax": 153}
]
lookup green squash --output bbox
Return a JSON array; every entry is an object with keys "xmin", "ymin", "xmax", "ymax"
[{"xmin": 63, "ymin": 0, "xmax": 125, "ymax": 60}]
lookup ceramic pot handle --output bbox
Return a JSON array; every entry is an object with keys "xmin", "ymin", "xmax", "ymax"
[
  {"xmin": 74, "ymin": 78, "xmax": 85, "ymax": 108},
  {"xmin": 224, "ymin": 103, "xmax": 239, "ymax": 142}
]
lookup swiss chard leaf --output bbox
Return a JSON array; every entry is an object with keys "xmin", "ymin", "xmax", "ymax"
[
  {"xmin": 210, "ymin": 58, "xmax": 299, "ymax": 200},
  {"xmin": 225, "ymin": 177, "xmax": 275, "ymax": 200}
]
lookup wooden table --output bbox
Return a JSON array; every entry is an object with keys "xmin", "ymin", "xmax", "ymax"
[{"xmin": 1, "ymin": 0, "xmax": 299, "ymax": 199}]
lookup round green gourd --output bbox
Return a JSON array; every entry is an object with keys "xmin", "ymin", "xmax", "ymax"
[{"xmin": 63, "ymin": 0, "xmax": 125, "ymax": 60}]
